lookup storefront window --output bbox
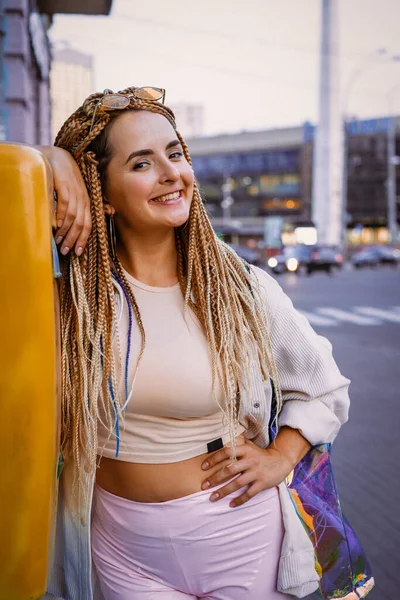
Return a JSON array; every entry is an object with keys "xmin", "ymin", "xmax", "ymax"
[
  {"xmin": 262, "ymin": 198, "xmax": 301, "ymax": 211},
  {"xmin": 260, "ymin": 173, "xmax": 300, "ymax": 195}
]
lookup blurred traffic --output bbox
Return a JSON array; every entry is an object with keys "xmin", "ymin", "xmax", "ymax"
[
  {"xmin": 228, "ymin": 241, "xmax": 399, "ymax": 275},
  {"xmin": 351, "ymin": 245, "xmax": 400, "ymax": 269},
  {"xmin": 266, "ymin": 244, "xmax": 343, "ymax": 275}
]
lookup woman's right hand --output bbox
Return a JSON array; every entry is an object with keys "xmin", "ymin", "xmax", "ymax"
[{"xmin": 39, "ymin": 146, "xmax": 92, "ymax": 256}]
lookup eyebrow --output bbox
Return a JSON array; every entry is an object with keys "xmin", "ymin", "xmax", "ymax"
[{"xmin": 124, "ymin": 139, "xmax": 181, "ymax": 165}]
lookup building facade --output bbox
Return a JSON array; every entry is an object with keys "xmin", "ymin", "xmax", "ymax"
[
  {"xmin": 51, "ymin": 44, "xmax": 93, "ymax": 142},
  {"xmin": 187, "ymin": 117, "xmax": 400, "ymax": 246},
  {"xmin": 0, "ymin": 0, "xmax": 111, "ymax": 145}
]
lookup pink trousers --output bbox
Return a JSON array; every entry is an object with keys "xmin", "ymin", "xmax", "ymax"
[{"xmin": 91, "ymin": 478, "xmax": 292, "ymax": 599}]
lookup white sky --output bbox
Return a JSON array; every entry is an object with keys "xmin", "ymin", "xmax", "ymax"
[{"xmin": 49, "ymin": 0, "xmax": 400, "ymax": 135}]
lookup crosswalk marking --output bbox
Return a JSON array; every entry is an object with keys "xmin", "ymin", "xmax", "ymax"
[
  {"xmin": 297, "ymin": 306, "xmax": 400, "ymax": 327},
  {"xmin": 354, "ymin": 307, "xmax": 400, "ymax": 323},
  {"xmin": 298, "ymin": 310, "xmax": 338, "ymax": 327},
  {"xmin": 317, "ymin": 307, "xmax": 382, "ymax": 325}
]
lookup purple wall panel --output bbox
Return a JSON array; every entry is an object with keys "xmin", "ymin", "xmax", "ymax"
[
  {"xmin": 2, "ymin": 0, "xmax": 51, "ymax": 143},
  {"xmin": 4, "ymin": 0, "xmax": 26, "ymax": 13},
  {"xmin": 4, "ymin": 14, "xmax": 29, "ymax": 57}
]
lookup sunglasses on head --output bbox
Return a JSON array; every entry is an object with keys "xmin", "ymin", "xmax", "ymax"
[{"xmin": 85, "ymin": 87, "xmax": 166, "ymax": 135}]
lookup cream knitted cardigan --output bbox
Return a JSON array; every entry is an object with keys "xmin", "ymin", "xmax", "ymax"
[{"xmin": 246, "ymin": 267, "xmax": 350, "ymax": 596}]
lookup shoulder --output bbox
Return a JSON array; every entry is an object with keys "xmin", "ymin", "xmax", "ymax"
[
  {"xmin": 250, "ymin": 265, "xmax": 281, "ymax": 293},
  {"xmin": 248, "ymin": 265, "xmax": 318, "ymax": 344},
  {"xmin": 248, "ymin": 265, "xmax": 288, "ymax": 322}
]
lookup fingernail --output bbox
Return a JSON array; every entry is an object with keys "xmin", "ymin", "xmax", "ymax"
[
  {"xmin": 56, "ymin": 236, "xmax": 63, "ymax": 245},
  {"xmin": 210, "ymin": 492, "xmax": 219, "ymax": 501},
  {"xmin": 76, "ymin": 247, "xmax": 83, "ymax": 257},
  {"xmin": 230, "ymin": 501, "xmax": 236, "ymax": 508},
  {"xmin": 202, "ymin": 481, "xmax": 210, "ymax": 489},
  {"xmin": 61, "ymin": 246, "xmax": 70, "ymax": 255},
  {"xmin": 202, "ymin": 461, "xmax": 209, "ymax": 470},
  {"xmin": 57, "ymin": 220, "xmax": 63, "ymax": 228}
]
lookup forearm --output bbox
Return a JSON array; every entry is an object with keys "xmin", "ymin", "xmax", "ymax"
[
  {"xmin": 272, "ymin": 426, "xmax": 311, "ymax": 470},
  {"xmin": 33, "ymin": 145, "xmax": 54, "ymax": 160}
]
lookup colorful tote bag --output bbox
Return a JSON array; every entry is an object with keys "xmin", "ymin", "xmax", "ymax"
[{"xmin": 269, "ymin": 388, "xmax": 375, "ymax": 599}]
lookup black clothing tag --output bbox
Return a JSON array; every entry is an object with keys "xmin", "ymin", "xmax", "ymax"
[{"xmin": 207, "ymin": 437, "xmax": 224, "ymax": 454}]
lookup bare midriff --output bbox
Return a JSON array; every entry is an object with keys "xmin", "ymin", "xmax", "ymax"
[{"xmin": 95, "ymin": 433, "xmax": 246, "ymax": 503}]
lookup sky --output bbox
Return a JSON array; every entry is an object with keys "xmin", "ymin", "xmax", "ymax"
[{"xmin": 49, "ymin": 0, "xmax": 400, "ymax": 136}]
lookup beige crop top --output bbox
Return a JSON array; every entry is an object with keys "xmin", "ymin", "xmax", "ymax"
[{"xmin": 97, "ymin": 269, "xmax": 245, "ymax": 463}]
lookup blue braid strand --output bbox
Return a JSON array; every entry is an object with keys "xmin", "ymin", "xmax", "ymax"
[
  {"xmin": 108, "ymin": 376, "xmax": 120, "ymax": 458},
  {"xmin": 112, "ymin": 269, "xmax": 133, "ymax": 407}
]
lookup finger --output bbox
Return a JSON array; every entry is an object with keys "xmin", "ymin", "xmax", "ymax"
[
  {"xmin": 73, "ymin": 203, "xmax": 92, "ymax": 256},
  {"xmin": 56, "ymin": 197, "xmax": 77, "ymax": 244},
  {"xmin": 209, "ymin": 472, "xmax": 254, "ymax": 503},
  {"xmin": 229, "ymin": 483, "xmax": 264, "ymax": 508},
  {"xmin": 60, "ymin": 200, "xmax": 85, "ymax": 256},
  {"xmin": 54, "ymin": 185, "xmax": 70, "ymax": 231},
  {"xmin": 202, "ymin": 459, "xmax": 253, "ymax": 490},
  {"xmin": 201, "ymin": 443, "xmax": 247, "ymax": 471}
]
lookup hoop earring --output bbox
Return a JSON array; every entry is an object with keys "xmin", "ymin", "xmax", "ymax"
[{"xmin": 107, "ymin": 213, "xmax": 117, "ymax": 259}]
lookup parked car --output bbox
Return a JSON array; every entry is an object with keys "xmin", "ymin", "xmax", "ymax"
[
  {"xmin": 351, "ymin": 249, "xmax": 379, "ymax": 268},
  {"xmin": 268, "ymin": 245, "xmax": 341, "ymax": 275},
  {"xmin": 351, "ymin": 245, "xmax": 398, "ymax": 269},
  {"xmin": 312, "ymin": 245, "xmax": 343, "ymax": 270},
  {"xmin": 370, "ymin": 245, "xmax": 399, "ymax": 266},
  {"xmin": 227, "ymin": 243, "xmax": 262, "ymax": 266}
]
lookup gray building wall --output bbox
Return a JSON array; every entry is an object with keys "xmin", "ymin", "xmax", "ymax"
[
  {"xmin": 186, "ymin": 126, "xmax": 303, "ymax": 157},
  {"xmin": 1, "ymin": 0, "xmax": 52, "ymax": 144}
]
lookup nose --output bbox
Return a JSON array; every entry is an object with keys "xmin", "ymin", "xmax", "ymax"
[{"xmin": 159, "ymin": 159, "xmax": 180, "ymax": 184}]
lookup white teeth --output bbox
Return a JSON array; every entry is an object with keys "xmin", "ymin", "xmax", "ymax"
[{"xmin": 152, "ymin": 191, "xmax": 181, "ymax": 203}]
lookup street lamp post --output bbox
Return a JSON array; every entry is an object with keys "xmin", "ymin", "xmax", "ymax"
[
  {"xmin": 386, "ymin": 85, "xmax": 400, "ymax": 245},
  {"xmin": 340, "ymin": 49, "xmax": 400, "ymax": 246},
  {"xmin": 387, "ymin": 116, "xmax": 398, "ymax": 243},
  {"xmin": 221, "ymin": 177, "xmax": 234, "ymax": 226}
]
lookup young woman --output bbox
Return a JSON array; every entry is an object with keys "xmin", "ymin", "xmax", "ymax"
[{"xmin": 42, "ymin": 86, "xmax": 350, "ymax": 600}]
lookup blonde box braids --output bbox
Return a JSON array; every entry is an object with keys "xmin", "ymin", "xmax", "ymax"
[{"xmin": 55, "ymin": 86, "xmax": 282, "ymax": 489}]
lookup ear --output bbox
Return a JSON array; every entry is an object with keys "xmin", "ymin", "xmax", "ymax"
[{"xmin": 103, "ymin": 202, "xmax": 116, "ymax": 216}]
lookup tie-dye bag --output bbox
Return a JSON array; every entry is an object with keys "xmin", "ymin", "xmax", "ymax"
[{"xmin": 269, "ymin": 389, "xmax": 375, "ymax": 599}]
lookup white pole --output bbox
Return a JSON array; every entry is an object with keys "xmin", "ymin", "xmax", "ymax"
[{"xmin": 312, "ymin": 0, "xmax": 343, "ymax": 246}]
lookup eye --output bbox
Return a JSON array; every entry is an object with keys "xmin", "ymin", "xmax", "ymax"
[
  {"xmin": 133, "ymin": 161, "xmax": 149, "ymax": 170},
  {"xmin": 169, "ymin": 151, "xmax": 183, "ymax": 159}
]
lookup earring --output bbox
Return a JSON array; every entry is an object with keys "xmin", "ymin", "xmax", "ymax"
[{"xmin": 107, "ymin": 213, "xmax": 117, "ymax": 259}]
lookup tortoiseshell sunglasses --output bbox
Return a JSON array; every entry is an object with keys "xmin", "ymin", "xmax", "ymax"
[{"xmin": 84, "ymin": 87, "xmax": 166, "ymax": 135}]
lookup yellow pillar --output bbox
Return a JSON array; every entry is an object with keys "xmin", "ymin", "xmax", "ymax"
[{"xmin": 0, "ymin": 144, "xmax": 59, "ymax": 600}]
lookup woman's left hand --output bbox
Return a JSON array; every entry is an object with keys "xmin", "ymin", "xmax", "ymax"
[{"xmin": 201, "ymin": 438, "xmax": 294, "ymax": 508}]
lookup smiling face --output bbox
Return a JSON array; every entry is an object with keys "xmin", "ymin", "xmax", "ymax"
[{"xmin": 103, "ymin": 110, "xmax": 194, "ymax": 235}]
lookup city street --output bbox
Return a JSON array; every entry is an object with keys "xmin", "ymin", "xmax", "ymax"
[{"xmin": 266, "ymin": 265, "xmax": 400, "ymax": 600}]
